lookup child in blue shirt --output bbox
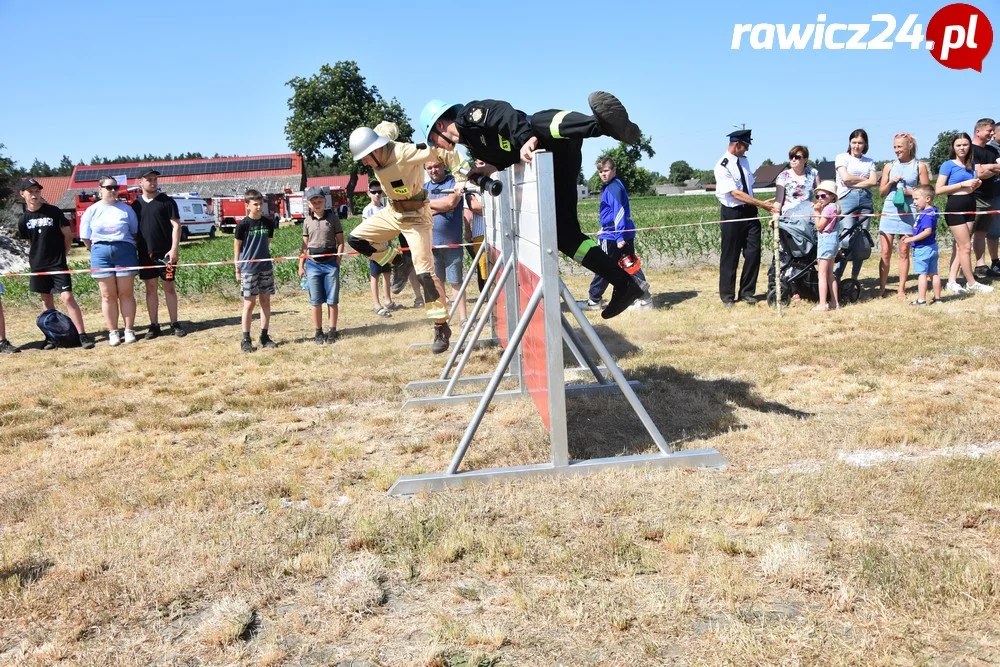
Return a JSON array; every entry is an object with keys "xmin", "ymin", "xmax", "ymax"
[{"xmin": 902, "ymin": 184, "xmax": 941, "ymax": 305}]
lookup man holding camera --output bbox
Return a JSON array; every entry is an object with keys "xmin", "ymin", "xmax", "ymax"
[{"xmin": 419, "ymin": 91, "xmax": 646, "ymax": 319}]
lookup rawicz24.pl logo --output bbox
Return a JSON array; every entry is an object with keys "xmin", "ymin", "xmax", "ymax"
[{"xmin": 731, "ymin": 3, "xmax": 993, "ymax": 71}]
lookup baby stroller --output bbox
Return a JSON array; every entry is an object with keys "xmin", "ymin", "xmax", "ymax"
[{"xmin": 766, "ymin": 201, "xmax": 873, "ymax": 307}]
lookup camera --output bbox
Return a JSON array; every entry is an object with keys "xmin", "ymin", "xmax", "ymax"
[{"xmin": 468, "ymin": 173, "xmax": 503, "ymax": 197}]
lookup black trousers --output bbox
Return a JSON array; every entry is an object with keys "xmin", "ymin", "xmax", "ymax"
[
  {"xmin": 525, "ymin": 110, "xmax": 629, "ymax": 288},
  {"xmin": 529, "ymin": 110, "xmax": 600, "ymax": 259},
  {"xmin": 719, "ymin": 204, "xmax": 761, "ymax": 303}
]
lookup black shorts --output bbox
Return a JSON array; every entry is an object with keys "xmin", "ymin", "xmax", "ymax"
[
  {"xmin": 29, "ymin": 272, "xmax": 72, "ymax": 294},
  {"xmin": 138, "ymin": 251, "xmax": 176, "ymax": 281},
  {"xmin": 946, "ymin": 194, "xmax": 977, "ymax": 228}
]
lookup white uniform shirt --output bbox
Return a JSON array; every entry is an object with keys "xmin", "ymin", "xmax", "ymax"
[{"xmin": 714, "ymin": 152, "xmax": 755, "ymax": 208}]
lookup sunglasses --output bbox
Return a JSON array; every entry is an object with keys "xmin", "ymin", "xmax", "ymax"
[
  {"xmin": 101, "ymin": 184, "xmax": 119, "ymax": 190},
  {"xmin": 789, "ymin": 154, "xmax": 805, "ymax": 160},
  {"xmin": 816, "ymin": 192, "xmax": 831, "ymax": 199}
]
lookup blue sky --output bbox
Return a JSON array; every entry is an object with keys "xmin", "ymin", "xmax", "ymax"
[{"xmin": 1, "ymin": 0, "xmax": 997, "ymax": 177}]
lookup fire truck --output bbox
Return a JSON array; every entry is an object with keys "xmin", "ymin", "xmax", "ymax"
[
  {"xmin": 74, "ymin": 188, "xmax": 216, "ymax": 241},
  {"xmin": 283, "ymin": 187, "xmax": 350, "ymax": 224},
  {"xmin": 213, "ymin": 195, "xmax": 281, "ymax": 234}
]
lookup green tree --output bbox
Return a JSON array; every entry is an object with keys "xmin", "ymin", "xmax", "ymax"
[
  {"xmin": 588, "ymin": 134, "xmax": 656, "ymax": 195},
  {"xmin": 29, "ymin": 158, "xmax": 53, "ymax": 177},
  {"xmin": 57, "ymin": 155, "xmax": 74, "ymax": 176},
  {"xmin": 649, "ymin": 171, "xmax": 670, "ymax": 185},
  {"xmin": 285, "ymin": 61, "xmax": 413, "ymax": 206},
  {"xmin": 760, "ymin": 158, "xmax": 775, "ymax": 167},
  {"xmin": 668, "ymin": 160, "xmax": 693, "ymax": 186},
  {"xmin": 692, "ymin": 169, "xmax": 716, "ymax": 185},
  {"xmin": 0, "ymin": 144, "xmax": 16, "ymax": 201},
  {"xmin": 929, "ymin": 130, "xmax": 961, "ymax": 175}
]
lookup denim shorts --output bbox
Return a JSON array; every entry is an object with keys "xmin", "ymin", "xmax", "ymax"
[
  {"xmin": 433, "ymin": 246, "xmax": 464, "ymax": 284},
  {"xmin": 90, "ymin": 241, "xmax": 139, "ymax": 278},
  {"xmin": 912, "ymin": 245, "xmax": 939, "ymax": 275},
  {"xmin": 305, "ymin": 258, "xmax": 340, "ymax": 306},
  {"xmin": 816, "ymin": 230, "xmax": 840, "ymax": 260}
]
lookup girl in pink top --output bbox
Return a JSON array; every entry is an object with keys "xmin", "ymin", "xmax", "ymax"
[{"xmin": 813, "ymin": 180, "xmax": 841, "ymax": 311}]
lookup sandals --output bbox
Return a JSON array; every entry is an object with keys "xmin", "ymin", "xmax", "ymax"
[{"xmin": 374, "ymin": 306, "xmax": 392, "ymax": 318}]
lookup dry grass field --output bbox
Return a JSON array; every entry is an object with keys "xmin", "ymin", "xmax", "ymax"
[{"xmin": 2, "ymin": 256, "xmax": 1000, "ymax": 666}]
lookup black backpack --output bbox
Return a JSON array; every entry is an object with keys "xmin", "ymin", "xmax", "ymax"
[{"xmin": 36, "ymin": 309, "xmax": 80, "ymax": 348}]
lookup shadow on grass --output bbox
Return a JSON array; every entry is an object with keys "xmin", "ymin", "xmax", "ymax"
[
  {"xmin": 0, "ymin": 559, "xmax": 53, "ymax": 589},
  {"xmin": 652, "ymin": 289, "xmax": 699, "ymax": 309},
  {"xmin": 563, "ymin": 325, "xmax": 810, "ymax": 460}
]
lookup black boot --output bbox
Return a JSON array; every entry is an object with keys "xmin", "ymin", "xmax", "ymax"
[
  {"xmin": 431, "ymin": 322, "xmax": 451, "ymax": 354},
  {"xmin": 588, "ymin": 91, "xmax": 641, "ymax": 144}
]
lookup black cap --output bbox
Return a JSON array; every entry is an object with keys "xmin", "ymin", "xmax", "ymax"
[
  {"xmin": 18, "ymin": 177, "xmax": 42, "ymax": 191},
  {"xmin": 728, "ymin": 129, "xmax": 752, "ymax": 145},
  {"xmin": 139, "ymin": 168, "xmax": 161, "ymax": 178}
]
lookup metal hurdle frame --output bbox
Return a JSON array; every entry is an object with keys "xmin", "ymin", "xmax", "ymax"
[{"xmin": 388, "ymin": 153, "xmax": 727, "ymax": 496}]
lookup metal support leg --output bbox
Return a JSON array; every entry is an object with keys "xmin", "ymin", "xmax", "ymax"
[
  {"xmin": 561, "ymin": 315, "xmax": 607, "ymax": 384},
  {"xmin": 445, "ymin": 240, "xmax": 487, "ymax": 323},
  {"xmin": 447, "ymin": 282, "xmax": 544, "ymax": 474},
  {"xmin": 560, "ymin": 280, "xmax": 673, "ymax": 455},
  {"xmin": 445, "ymin": 257, "xmax": 516, "ymax": 397},
  {"xmin": 440, "ymin": 253, "xmax": 511, "ymax": 381}
]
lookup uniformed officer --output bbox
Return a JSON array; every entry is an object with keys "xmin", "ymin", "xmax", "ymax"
[
  {"xmin": 419, "ymin": 92, "xmax": 646, "ymax": 319},
  {"xmin": 713, "ymin": 129, "xmax": 778, "ymax": 306},
  {"xmin": 346, "ymin": 122, "xmax": 465, "ymax": 354}
]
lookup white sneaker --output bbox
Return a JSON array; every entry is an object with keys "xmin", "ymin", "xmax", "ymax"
[
  {"xmin": 124, "ymin": 329, "xmax": 137, "ymax": 344},
  {"xmin": 945, "ymin": 281, "xmax": 968, "ymax": 293},
  {"xmin": 628, "ymin": 298, "xmax": 654, "ymax": 310},
  {"xmin": 582, "ymin": 299, "xmax": 604, "ymax": 311},
  {"xmin": 967, "ymin": 281, "xmax": 994, "ymax": 293},
  {"xmin": 108, "ymin": 330, "xmax": 121, "ymax": 347}
]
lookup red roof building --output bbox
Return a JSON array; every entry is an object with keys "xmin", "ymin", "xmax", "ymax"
[
  {"xmin": 56, "ymin": 153, "xmax": 305, "ymax": 209},
  {"xmin": 32, "ymin": 177, "xmax": 73, "ymax": 210}
]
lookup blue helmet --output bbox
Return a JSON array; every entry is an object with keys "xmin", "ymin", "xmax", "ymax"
[{"xmin": 419, "ymin": 99, "xmax": 462, "ymax": 142}]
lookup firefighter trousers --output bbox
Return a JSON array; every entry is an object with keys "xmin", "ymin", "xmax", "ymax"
[
  {"xmin": 350, "ymin": 206, "xmax": 448, "ymax": 316},
  {"xmin": 528, "ymin": 110, "xmax": 630, "ymax": 289}
]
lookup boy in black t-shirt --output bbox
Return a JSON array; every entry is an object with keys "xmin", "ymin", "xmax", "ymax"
[
  {"xmin": 16, "ymin": 178, "xmax": 95, "ymax": 349},
  {"xmin": 234, "ymin": 189, "xmax": 278, "ymax": 353},
  {"xmin": 132, "ymin": 169, "xmax": 186, "ymax": 339}
]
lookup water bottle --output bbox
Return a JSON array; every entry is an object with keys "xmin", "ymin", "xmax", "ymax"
[{"xmin": 300, "ymin": 275, "xmax": 308, "ymax": 290}]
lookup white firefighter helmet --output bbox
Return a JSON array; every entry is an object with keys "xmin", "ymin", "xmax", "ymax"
[{"xmin": 349, "ymin": 127, "xmax": 390, "ymax": 161}]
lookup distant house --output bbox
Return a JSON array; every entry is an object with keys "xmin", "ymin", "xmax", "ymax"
[
  {"xmin": 577, "ymin": 184, "xmax": 590, "ymax": 199},
  {"xmin": 752, "ymin": 164, "xmax": 786, "ymax": 188},
  {"xmin": 655, "ymin": 184, "xmax": 685, "ymax": 195},
  {"xmin": 33, "ymin": 176, "xmax": 74, "ymax": 214}
]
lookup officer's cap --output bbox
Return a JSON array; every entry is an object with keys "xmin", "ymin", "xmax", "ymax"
[{"xmin": 727, "ymin": 129, "xmax": 752, "ymax": 145}]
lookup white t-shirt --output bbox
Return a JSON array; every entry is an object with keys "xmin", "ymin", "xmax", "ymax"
[
  {"xmin": 834, "ymin": 152, "xmax": 876, "ymax": 199},
  {"xmin": 362, "ymin": 202, "xmax": 384, "ymax": 219}
]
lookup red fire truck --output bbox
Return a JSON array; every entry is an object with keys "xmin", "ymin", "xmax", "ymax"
[
  {"xmin": 213, "ymin": 194, "xmax": 282, "ymax": 234},
  {"xmin": 283, "ymin": 187, "xmax": 350, "ymax": 224}
]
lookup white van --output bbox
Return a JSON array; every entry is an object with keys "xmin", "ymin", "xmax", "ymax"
[{"xmin": 172, "ymin": 193, "xmax": 216, "ymax": 240}]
